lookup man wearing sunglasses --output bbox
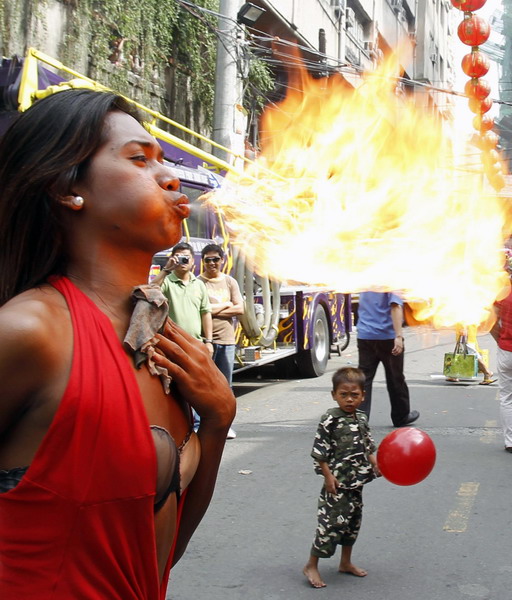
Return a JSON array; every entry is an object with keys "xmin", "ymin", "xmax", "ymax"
[{"xmin": 199, "ymin": 244, "xmax": 244, "ymax": 439}]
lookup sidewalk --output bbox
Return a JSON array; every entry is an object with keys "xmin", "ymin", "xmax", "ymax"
[{"xmin": 168, "ymin": 325, "xmax": 505, "ymax": 600}]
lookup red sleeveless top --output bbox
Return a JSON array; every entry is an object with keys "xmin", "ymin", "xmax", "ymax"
[{"xmin": 0, "ymin": 276, "xmax": 177, "ymax": 599}]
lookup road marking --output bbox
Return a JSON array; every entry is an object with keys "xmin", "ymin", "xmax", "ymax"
[
  {"xmin": 443, "ymin": 482, "xmax": 480, "ymax": 533},
  {"xmin": 480, "ymin": 420, "xmax": 498, "ymax": 444},
  {"xmin": 372, "ymin": 380, "xmax": 494, "ymax": 389}
]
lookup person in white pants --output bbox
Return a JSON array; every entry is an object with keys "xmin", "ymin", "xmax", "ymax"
[{"xmin": 491, "ymin": 288, "xmax": 512, "ymax": 452}]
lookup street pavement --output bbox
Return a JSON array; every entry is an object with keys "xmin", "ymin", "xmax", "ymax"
[{"xmin": 168, "ymin": 327, "xmax": 512, "ymax": 600}]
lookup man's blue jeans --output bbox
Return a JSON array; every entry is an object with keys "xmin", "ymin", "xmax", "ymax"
[
  {"xmin": 213, "ymin": 343, "xmax": 236, "ymax": 386},
  {"xmin": 193, "ymin": 343, "xmax": 236, "ymax": 431}
]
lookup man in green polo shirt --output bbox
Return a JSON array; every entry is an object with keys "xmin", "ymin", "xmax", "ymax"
[{"xmin": 154, "ymin": 242, "xmax": 213, "ymax": 355}]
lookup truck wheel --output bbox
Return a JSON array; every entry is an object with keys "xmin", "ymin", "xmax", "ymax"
[{"xmin": 298, "ymin": 305, "xmax": 330, "ymax": 377}]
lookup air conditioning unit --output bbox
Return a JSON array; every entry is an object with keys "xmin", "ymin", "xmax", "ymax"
[
  {"xmin": 390, "ymin": 0, "xmax": 401, "ymax": 13},
  {"xmin": 331, "ymin": 0, "xmax": 346, "ymax": 18},
  {"xmin": 345, "ymin": 7, "xmax": 356, "ymax": 28}
]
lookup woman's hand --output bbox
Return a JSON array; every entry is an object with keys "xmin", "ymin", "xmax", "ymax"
[
  {"xmin": 153, "ymin": 320, "xmax": 236, "ymax": 565},
  {"xmin": 153, "ymin": 319, "xmax": 235, "ymax": 429}
]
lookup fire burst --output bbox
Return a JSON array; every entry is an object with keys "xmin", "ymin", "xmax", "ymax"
[{"xmin": 207, "ymin": 52, "xmax": 510, "ymax": 329}]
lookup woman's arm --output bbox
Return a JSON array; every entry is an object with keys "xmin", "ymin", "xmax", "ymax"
[
  {"xmin": 0, "ymin": 295, "xmax": 67, "ymax": 465},
  {"xmin": 153, "ymin": 320, "xmax": 236, "ymax": 563},
  {"xmin": 490, "ymin": 304, "xmax": 501, "ymax": 342},
  {"xmin": 0, "ymin": 317, "xmax": 36, "ymax": 443}
]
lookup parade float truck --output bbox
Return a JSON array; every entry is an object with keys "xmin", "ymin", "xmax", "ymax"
[{"xmin": 0, "ymin": 48, "xmax": 352, "ymax": 377}]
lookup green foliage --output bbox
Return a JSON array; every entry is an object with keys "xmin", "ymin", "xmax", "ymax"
[
  {"xmin": 168, "ymin": 0, "xmax": 218, "ymax": 107},
  {"xmin": 61, "ymin": 0, "xmax": 219, "ymax": 126},
  {"xmin": 244, "ymin": 56, "xmax": 275, "ymax": 112}
]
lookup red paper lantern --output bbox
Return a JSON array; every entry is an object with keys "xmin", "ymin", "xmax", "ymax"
[
  {"xmin": 450, "ymin": 0, "xmax": 487, "ymax": 10},
  {"xmin": 473, "ymin": 114, "xmax": 494, "ymax": 132},
  {"xmin": 464, "ymin": 78, "xmax": 491, "ymax": 100},
  {"xmin": 468, "ymin": 96, "xmax": 493, "ymax": 114},
  {"xmin": 457, "ymin": 15, "xmax": 491, "ymax": 46},
  {"xmin": 461, "ymin": 51, "xmax": 490, "ymax": 77},
  {"xmin": 377, "ymin": 428, "xmax": 436, "ymax": 486}
]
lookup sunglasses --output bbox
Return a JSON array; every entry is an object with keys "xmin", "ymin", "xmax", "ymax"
[{"xmin": 204, "ymin": 257, "xmax": 221, "ymax": 264}]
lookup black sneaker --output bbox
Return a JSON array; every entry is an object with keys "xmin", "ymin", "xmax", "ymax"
[{"xmin": 394, "ymin": 410, "xmax": 420, "ymax": 427}]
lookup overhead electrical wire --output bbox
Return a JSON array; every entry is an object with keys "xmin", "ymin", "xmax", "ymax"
[
  {"xmin": 170, "ymin": 0, "xmax": 512, "ymax": 172},
  {"xmin": 172, "ymin": 0, "xmax": 512, "ymax": 109}
]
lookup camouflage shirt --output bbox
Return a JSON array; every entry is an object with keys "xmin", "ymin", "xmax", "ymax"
[{"xmin": 311, "ymin": 408, "xmax": 377, "ymax": 489}]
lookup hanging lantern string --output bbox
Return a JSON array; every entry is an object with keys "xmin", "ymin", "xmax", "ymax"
[{"xmin": 452, "ymin": 0, "xmax": 507, "ymax": 191}]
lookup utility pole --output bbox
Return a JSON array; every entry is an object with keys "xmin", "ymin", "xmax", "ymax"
[{"xmin": 212, "ymin": 0, "xmax": 240, "ymax": 164}]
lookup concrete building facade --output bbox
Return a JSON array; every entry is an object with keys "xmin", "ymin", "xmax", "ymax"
[{"xmin": 247, "ymin": 0, "xmax": 457, "ymax": 118}]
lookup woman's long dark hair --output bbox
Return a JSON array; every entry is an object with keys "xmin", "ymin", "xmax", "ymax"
[{"xmin": 0, "ymin": 88, "xmax": 143, "ymax": 305}]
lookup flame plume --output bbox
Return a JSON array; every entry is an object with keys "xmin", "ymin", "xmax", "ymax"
[{"xmin": 208, "ymin": 52, "xmax": 510, "ymax": 328}]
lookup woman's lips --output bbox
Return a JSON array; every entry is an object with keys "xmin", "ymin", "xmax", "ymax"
[{"xmin": 174, "ymin": 195, "xmax": 190, "ymax": 219}]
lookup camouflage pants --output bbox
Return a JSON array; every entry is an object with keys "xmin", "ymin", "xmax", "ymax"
[{"xmin": 311, "ymin": 487, "xmax": 363, "ymax": 558}]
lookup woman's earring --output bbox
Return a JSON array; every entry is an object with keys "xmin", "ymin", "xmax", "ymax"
[{"xmin": 72, "ymin": 196, "xmax": 84, "ymax": 208}]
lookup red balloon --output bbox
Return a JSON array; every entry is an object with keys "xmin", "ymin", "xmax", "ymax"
[
  {"xmin": 377, "ymin": 428, "xmax": 436, "ymax": 486},
  {"xmin": 457, "ymin": 15, "xmax": 490, "ymax": 46},
  {"xmin": 450, "ymin": 0, "xmax": 487, "ymax": 11},
  {"xmin": 461, "ymin": 50, "xmax": 490, "ymax": 77}
]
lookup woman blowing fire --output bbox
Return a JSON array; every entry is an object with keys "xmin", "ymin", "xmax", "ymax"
[{"xmin": 0, "ymin": 89, "xmax": 235, "ymax": 599}]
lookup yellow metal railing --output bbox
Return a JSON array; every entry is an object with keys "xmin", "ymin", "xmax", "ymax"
[{"xmin": 18, "ymin": 48, "xmax": 240, "ymax": 175}]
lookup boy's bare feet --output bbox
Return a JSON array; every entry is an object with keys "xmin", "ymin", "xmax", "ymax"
[
  {"xmin": 303, "ymin": 565, "xmax": 326, "ymax": 588},
  {"xmin": 339, "ymin": 562, "xmax": 367, "ymax": 577}
]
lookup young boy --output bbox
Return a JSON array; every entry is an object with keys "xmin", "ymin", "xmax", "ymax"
[{"xmin": 303, "ymin": 367, "xmax": 380, "ymax": 589}]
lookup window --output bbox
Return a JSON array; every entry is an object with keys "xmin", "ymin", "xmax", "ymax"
[{"xmin": 181, "ymin": 184, "xmax": 210, "ymax": 239}]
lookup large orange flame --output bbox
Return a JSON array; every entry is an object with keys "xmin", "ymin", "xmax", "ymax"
[{"xmin": 208, "ymin": 52, "xmax": 510, "ymax": 328}]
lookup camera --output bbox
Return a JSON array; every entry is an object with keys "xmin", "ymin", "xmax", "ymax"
[{"xmin": 176, "ymin": 255, "xmax": 190, "ymax": 265}]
